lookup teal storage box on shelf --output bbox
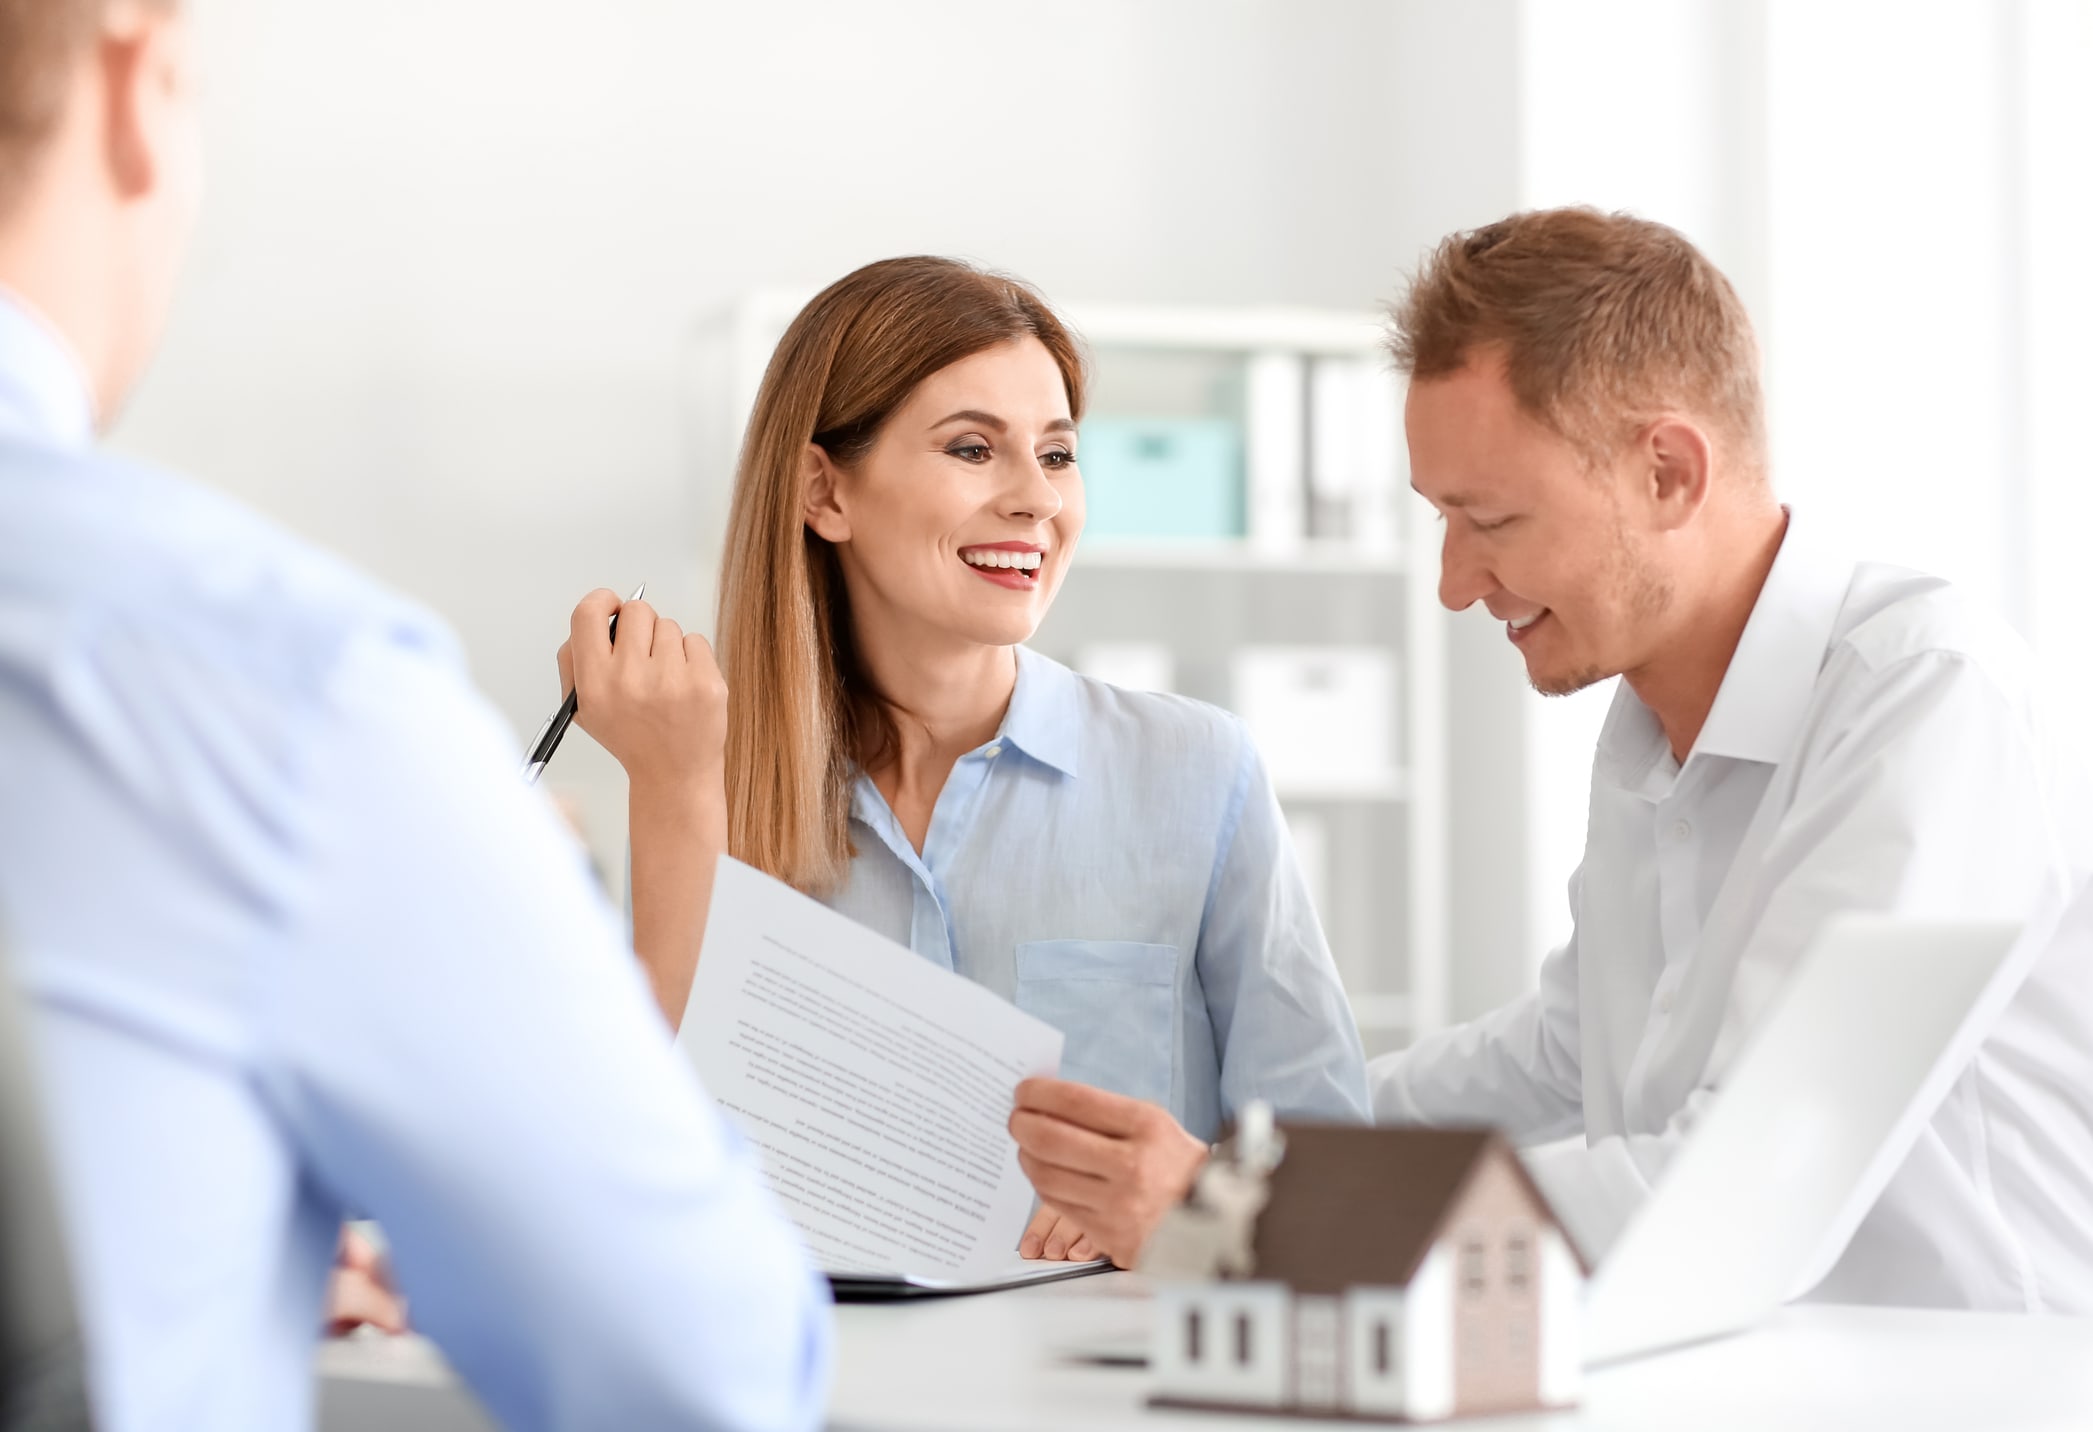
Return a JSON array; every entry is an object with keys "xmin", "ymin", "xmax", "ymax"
[{"xmin": 1077, "ymin": 417, "xmax": 1245, "ymax": 540}]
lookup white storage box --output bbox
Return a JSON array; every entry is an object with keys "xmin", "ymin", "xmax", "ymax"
[{"xmin": 1231, "ymin": 646, "xmax": 1400, "ymax": 796}]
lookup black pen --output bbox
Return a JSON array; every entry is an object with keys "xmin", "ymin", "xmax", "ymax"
[{"xmin": 522, "ymin": 582, "xmax": 644, "ymax": 784}]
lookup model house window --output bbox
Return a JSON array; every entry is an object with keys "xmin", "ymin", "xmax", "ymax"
[
  {"xmin": 1235, "ymin": 1312, "xmax": 1253, "ymax": 1365},
  {"xmin": 1461, "ymin": 1236, "xmax": 1488, "ymax": 1297},
  {"xmin": 1374, "ymin": 1320, "xmax": 1391, "ymax": 1375},
  {"xmin": 1185, "ymin": 1308, "xmax": 1203, "ymax": 1363},
  {"xmin": 1506, "ymin": 1229, "xmax": 1533, "ymax": 1293}
]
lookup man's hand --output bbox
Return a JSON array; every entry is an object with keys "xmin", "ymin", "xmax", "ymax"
[
  {"xmin": 1008, "ymin": 1078, "xmax": 1209, "ymax": 1269},
  {"xmin": 325, "ymin": 1225, "xmax": 407, "ymax": 1337},
  {"xmin": 1018, "ymin": 1203, "xmax": 1102, "ymax": 1263}
]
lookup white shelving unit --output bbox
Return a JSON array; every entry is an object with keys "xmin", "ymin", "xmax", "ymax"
[
  {"xmin": 1078, "ymin": 539, "xmax": 1409, "ymax": 575},
  {"xmin": 684, "ymin": 296, "xmax": 1449, "ymax": 1050}
]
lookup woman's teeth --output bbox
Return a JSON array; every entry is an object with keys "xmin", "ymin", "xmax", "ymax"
[{"xmin": 962, "ymin": 550, "xmax": 1043, "ymax": 571}]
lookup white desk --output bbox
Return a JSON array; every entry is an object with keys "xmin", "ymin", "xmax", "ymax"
[{"xmin": 320, "ymin": 1273, "xmax": 2093, "ymax": 1431}]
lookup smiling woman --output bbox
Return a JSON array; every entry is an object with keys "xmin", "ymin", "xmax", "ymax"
[{"xmin": 561, "ymin": 256, "xmax": 1370, "ymax": 1265}]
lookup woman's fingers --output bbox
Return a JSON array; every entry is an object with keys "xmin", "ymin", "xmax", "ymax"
[
  {"xmin": 609, "ymin": 598, "xmax": 658, "ymax": 666},
  {"xmin": 556, "ymin": 590, "xmax": 729, "ymax": 782},
  {"xmin": 1042, "ymin": 1216, "xmax": 1081, "ymax": 1261},
  {"xmin": 1018, "ymin": 1204, "xmax": 1061, "ymax": 1259},
  {"xmin": 1014, "ymin": 1076, "xmax": 1154, "ymax": 1137},
  {"xmin": 555, "ymin": 639, "xmax": 574, "ymax": 696},
  {"xmin": 1016, "ymin": 1150, "xmax": 1112, "ymax": 1218},
  {"xmin": 567, "ymin": 589, "xmax": 622, "ymax": 682},
  {"xmin": 648, "ymin": 615, "xmax": 684, "ymax": 665},
  {"xmin": 1016, "ymin": 1203, "xmax": 1096, "ymax": 1262},
  {"xmin": 1007, "ymin": 1105, "xmax": 1126, "ymax": 1179},
  {"xmin": 1013, "ymin": 1096, "xmax": 1207, "ymax": 1269}
]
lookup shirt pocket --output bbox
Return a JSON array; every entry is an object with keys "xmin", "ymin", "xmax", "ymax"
[{"xmin": 1013, "ymin": 940, "xmax": 1180, "ymax": 1109}]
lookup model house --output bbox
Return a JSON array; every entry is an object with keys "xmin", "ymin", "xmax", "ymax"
[{"xmin": 1146, "ymin": 1122, "xmax": 1584, "ymax": 1422}]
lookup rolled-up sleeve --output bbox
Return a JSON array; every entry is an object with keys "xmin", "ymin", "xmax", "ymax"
[{"xmin": 260, "ymin": 629, "xmax": 830, "ymax": 1432}]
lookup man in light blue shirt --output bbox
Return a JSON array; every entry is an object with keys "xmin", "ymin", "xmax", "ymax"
[{"xmin": 0, "ymin": 5, "xmax": 827, "ymax": 1429}]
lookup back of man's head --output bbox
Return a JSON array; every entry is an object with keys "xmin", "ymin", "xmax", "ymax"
[
  {"xmin": 0, "ymin": 0, "xmax": 195, "ymax": 428},
  {"xmin": 1390, "ymin": 207, "xmax": 1767, "ymax": 480},
  {"xmin": 2, "ymin": 3, "xmax": 105, "ymax": 216},
  {"xmin": 0, "ymin": 0, "xmax": 186, "ymax": 216},
  {"xmin": 0, "ymin": 3, "xmax": 89, "ymax": 217}
]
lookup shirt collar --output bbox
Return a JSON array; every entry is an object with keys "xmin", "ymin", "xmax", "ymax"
[
  {"xmin": 1000, "ymin": 646, "xmax": 1083, "ymax": 778},
  {"xmin": 0, "ymin": 286, "xmax": 96, "ymax": 448},
  {"xmin": 1597, "ymin": 507, "xmax": 1855, "ymax": 780},
  {"xmin": 1690, "ymin": 508, "xmax": 1854, "ymax": 764},
  {"xmin": 846, "ymin": 645, "xmax": 1083, "ymax": 830}
]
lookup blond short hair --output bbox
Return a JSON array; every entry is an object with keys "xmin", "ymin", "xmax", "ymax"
[{"xmin": 1390, "ymin": 207, "xmax": 1766, "ymax": 470}]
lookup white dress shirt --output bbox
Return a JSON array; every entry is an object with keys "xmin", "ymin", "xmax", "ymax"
[
  {"xmin": 0, "ymin": 290, "xmax": 830, "ymax": 1430},
  {"xmin": 1370, "ymin": 511, "xmax": 2093, "ymax": 1312}
]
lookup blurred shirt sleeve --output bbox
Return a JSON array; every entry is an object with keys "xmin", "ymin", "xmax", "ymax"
[{"xmin": 256, "ymin": 626, "xmax": 830, "ymax": 1432}]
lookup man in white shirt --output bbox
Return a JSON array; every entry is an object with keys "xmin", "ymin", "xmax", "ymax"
[
  {"xmin": 0, "ymin": 3, "xmax": 828, "ymax": 1428},
  {"xmin": 1010, "ymin": 207, "xmax": 2093, "ymax": 1312}
]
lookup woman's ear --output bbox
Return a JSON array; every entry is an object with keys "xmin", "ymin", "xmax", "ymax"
[{"xmin": 801, "ymin": 444, "xmax": 852, "ymax": 543}]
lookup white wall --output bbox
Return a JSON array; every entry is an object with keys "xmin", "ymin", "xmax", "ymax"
[
  {"xmin": 104, "ymin": 1, "xmax": 2087, "ymax": 1021},
  {"xmin": 115, "ymin": 0, "xmax": 1484, "ymax": 865},
  {"xmin": 1762, "ymin": 1, "xmax": 2024, "ymax": 621},
  {"xmin": 1388, "ymin": 1, "xmax": 1537, "ymax": 1021},
  {"xmin": 1472, "ymin": 0, "xmax": 2092, "ymax": 994},
  {"xmin": 2022, "ymin": 0, "xmax": 2093, "ymax": 727},
  {"xmin": 1436, "ymin": 0, "xmax": 1779, "ymax": 986},
  {"xmin": 1512, "ymin": 0, "xmax": 1771, "ymax": 971}
]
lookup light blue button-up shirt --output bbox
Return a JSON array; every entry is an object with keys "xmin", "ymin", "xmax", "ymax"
[
  {"xmin": 827, "ymin": 647, "xmax": 1371, "ymax": 1142},
  {"xmin": 0, "ymin": 291, "xmax": 829, "ymax": 1432}
]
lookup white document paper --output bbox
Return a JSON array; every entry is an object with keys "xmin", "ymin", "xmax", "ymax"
[{"xmin": 678, "ymin": 857, "xmax": 1069, "ymax": 1284}]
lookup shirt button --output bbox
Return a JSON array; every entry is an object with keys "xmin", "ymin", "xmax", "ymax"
[
  {"xmin": 1657, "ymin": 992, "xmax": 1674, "ymax": 1015},
  {"xmin": 1669, "ymin": 819, "xmax": 1692, "ymax": 844},
  {"xmin": 983, "ymin": 745, "xmax": 1003, "ymax": 760}
]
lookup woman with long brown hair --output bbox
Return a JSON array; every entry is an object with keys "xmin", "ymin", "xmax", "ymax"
[{"xmin": 560, "ymin": 256, "xmax": 1368, "ymax": 1261}]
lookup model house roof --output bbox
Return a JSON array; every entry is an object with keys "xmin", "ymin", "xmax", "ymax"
[{"xmin": 1248, "ymin": 1125, "xmax": 1584, "ymax": 1295}]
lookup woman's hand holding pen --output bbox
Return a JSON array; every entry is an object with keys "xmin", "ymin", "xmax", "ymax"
[
  {"xmin": 557, "ymin": 588, "xmax": 727, "ymax": 790},
  {"xmin": 557, "ymin": 588, "xmax": 728, "ymax": 1029}
]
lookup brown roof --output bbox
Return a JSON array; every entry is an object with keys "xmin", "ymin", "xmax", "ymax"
[{"xmin": 1246, "ymin": 1123, "xmax": 1579, "ymax": 1295}]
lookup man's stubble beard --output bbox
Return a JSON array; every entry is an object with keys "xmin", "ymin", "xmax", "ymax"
[{"xmin": 1530, "ymin": 518, "xmax": 1671, "ymax": 698}]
